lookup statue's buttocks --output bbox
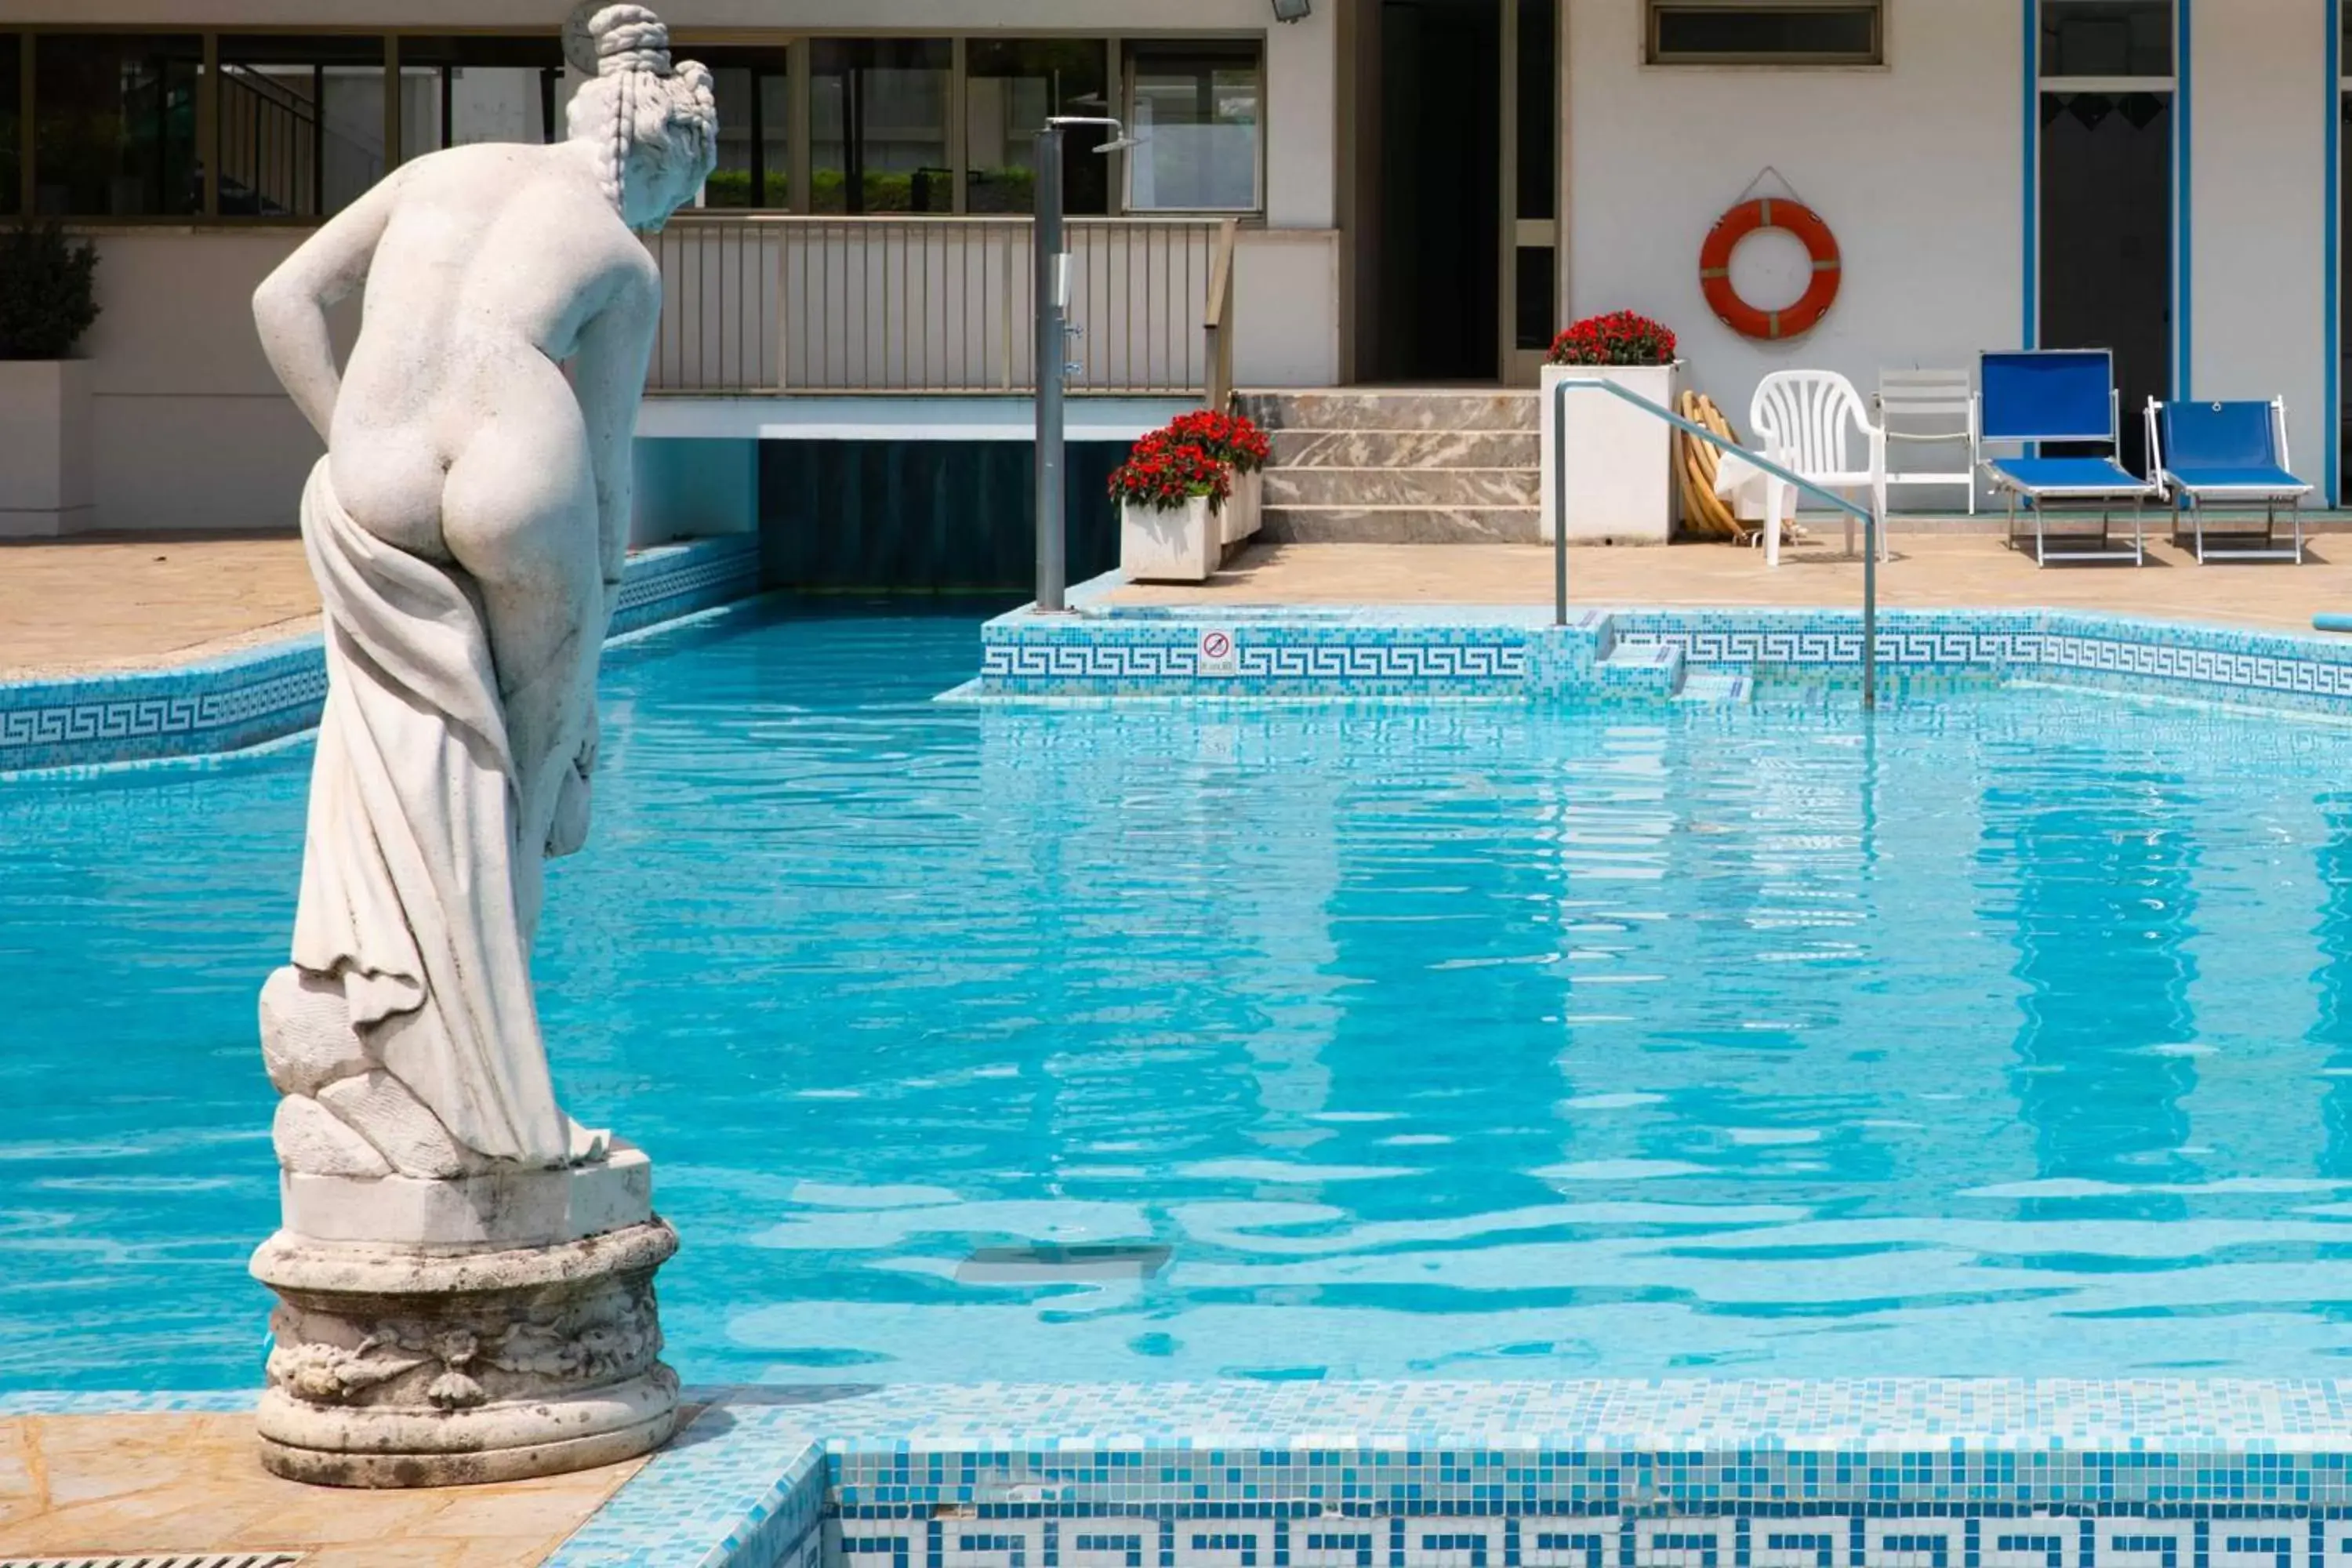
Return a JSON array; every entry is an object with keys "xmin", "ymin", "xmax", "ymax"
[{"xmin": 325, "ymin": 143, "xmax": 659, "ymax": 573}]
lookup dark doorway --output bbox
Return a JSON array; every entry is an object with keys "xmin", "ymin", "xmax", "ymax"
[
  {"xmin": 2039, "ymin": 89, "xmax": 2172, "ymax": 473},
  {"xmin": 1375, "ymin": 0, "xmax": 1500, "ymax": 383}
]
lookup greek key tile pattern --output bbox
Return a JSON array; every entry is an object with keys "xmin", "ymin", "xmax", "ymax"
[
  {"xmin": 0, "ymin": 535, "xmax": 761, "ymax": 777},
  {"xmin": 492, "ymin": 1381, "xmax": 2352, "ymax": 1567},
  {"xmin": 975, "ymin": 599, "xmax": 2352, "ymax": 718}
]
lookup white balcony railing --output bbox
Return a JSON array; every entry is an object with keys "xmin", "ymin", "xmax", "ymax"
[{"xmin": 645, "ymin": 212, "xmax": 1236, "ymax": 399}]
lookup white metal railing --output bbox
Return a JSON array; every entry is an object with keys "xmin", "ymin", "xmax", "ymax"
[{"xmin": 644, "ymin": 212, "xmax": 1225, "ymax": 397}]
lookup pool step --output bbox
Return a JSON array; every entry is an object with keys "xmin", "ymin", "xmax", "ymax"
[
  {"xmin": 1674, "ymin": 666, "xmax": 1755, "ymax": 706},
  {"xmin": 1592, "ymin": 640, "xmax": 1685, "ymax": 699}
]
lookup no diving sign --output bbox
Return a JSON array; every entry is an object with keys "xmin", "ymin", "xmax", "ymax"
[{"xmin": 1196, "ymin": 627, "xmax": 1240, "ymax": 676}]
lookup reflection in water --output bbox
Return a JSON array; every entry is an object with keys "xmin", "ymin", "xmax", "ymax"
[
  {"xmin": 2317, "ymin": 800, "xmax": 2352, "ymax": 1179},
  {"xmin": 1997, "ymin": 764, "xmax": 2200, "ymax": 1221}
]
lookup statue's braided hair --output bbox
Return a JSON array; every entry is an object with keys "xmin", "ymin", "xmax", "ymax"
[{"xmin": 562, "ymin": 4, "xmax": 717, "ymax": 227}]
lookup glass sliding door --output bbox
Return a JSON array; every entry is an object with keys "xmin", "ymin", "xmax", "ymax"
[
  {"xmin": 2038, "ymin": 0, "xmax": 2174, "ymax": 473},
  {"xmin": 966, "ymin": 39, "xmax": 1110, "ymax": 215},
  {"xmin": 702, "ymin": 49, "xmax": 792, "ymax": 209},
  {"xmin": 810, "ymin": 38, "xmax": 951, "ymax": 214}
]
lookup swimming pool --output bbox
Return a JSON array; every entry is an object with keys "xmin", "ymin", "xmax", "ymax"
[{"xmin": 6, "ymin": 598, "xmax": 2352, "ymax": 1391}]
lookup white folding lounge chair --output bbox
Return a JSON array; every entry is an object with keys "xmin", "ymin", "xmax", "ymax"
[
  {"xmin": 1749, "ymin": 369, "xmax": 1888, "ymax": 568},
  {"xmin": 1977, "ymin": 349, "xmax": 2163, "ymax": 567},
  {"xmin": 2144, "ymin": 397, "xmax": 2313, "ymax": 564}
]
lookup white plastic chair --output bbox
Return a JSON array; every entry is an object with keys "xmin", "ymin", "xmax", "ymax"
[{"xmin": 1749, "ymin": 369, "xmax": 1889, "ymax": 568}]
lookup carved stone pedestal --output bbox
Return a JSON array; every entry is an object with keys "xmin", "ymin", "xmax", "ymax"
[{"xmin": 251, "ymin": 1143, "xmax": 681, "ymax": 1487}]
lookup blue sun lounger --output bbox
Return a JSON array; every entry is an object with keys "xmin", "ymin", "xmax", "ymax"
[
  {"xmin": 2144, "ymin": 397, "xmax": 2312, "ymax": 564},
  {"xmin": 1977, "ymin": 349, "xmax": 2163, "ymax": 566}
]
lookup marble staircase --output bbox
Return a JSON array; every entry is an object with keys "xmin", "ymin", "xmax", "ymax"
[{"xmin": 1239, "ymin": 389, "xmax": 1541, "ymax": 545}]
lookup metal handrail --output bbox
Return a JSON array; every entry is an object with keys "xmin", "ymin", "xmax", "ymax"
[
  {"xmin": 1549, "ymin": 377, "xmax": 1881, "ymax": 710},
  {"xmin": 1203, "ymin": 218, "xmax": 1238, "ymax": 412}
]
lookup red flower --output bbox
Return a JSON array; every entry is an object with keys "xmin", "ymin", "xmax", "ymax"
[
  {"xmin": 1109, "ymin": 434, "xmax": 1232, "ymax": 512},
  {"xmin": 1545, "ymin": 310, "xmax": 1675, "ymax": 368}
]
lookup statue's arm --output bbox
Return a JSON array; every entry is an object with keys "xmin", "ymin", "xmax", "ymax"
[
  {"xmin": 572, "ymin": 263, "xmax": 662, "ymax": 597},
  {"xmin": 252, "ymin": 169, "xmax": 406, "ymax": 442}
]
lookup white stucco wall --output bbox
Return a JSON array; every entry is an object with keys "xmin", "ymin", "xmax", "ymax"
[
  {"xmin": 2188, "ymin": 0, "xmax": 2329, "ymax": 470},
  {"xmin": 1566, "ymin": 0, "xmax": 2024, "ymax": 464},
  {"xmin": 78, "ymin": 231, "xmax": 338, "ymax": 533}
]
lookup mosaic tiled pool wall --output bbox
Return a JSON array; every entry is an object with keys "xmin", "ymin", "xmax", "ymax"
[
  {"xmin": 521, "ymin": 1383, "xmax": 2352, "ymax": 1568},
  {"xmin": 974, "ymin": 600, "xmax": 2352, "ymax": 717},
  {"xmin": 0, "ymin": 535, "xmax": 760, "ymax": 776}
]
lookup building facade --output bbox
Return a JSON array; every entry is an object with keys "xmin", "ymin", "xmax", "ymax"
[{"xmin": 1, "ymin": 0, "xmax": 2344, "ymax": 549}]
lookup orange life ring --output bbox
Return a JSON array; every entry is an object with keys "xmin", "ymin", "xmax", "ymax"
[{"xmin": 1699, "ymin": 198, "xmax": 1841, "ymax": 341}]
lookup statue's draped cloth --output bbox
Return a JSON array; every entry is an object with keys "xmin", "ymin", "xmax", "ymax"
[{"xmin": 290, "ymin": 458, "xmax": 568, "ymax": 1166}]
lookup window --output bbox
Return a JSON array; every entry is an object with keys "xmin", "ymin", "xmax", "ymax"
[
  {"xmin": 703, "ymin": 49, "xmax": 791, "ymax": 209},
  {"xmin": 965, "ymin": 39, "xmax": 1111, "ymax": 216},
  {"xmin": 397, "ymin": 35, "xmax": 565, "ymax": 159},
  {"xmin": 811, "ymin": 38, "xmax": 951, "ymax": 214},
  {"xmin": 1125, "ymin": 42, "xmax": 1261, "ymax": 212},
  {"xmin": 2042, "ymin": 0, "xmax": 2172, "ymax": 78},
  {"xmin": 1646, "ymin": 2, "xmax": 1883, "ymax": 65},
  {"xmin": 32, "ymin": 34, "xmax": 203, "ymax": 217},
  {"xmin": 216, "ymin": 35, "xmax": 390, "ymax": 219},
  {"xmin": 0, "ymin": 35, "xmax": 19, "ymax": 216}
]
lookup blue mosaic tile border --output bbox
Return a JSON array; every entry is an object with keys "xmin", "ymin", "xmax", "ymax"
[
  {"xmin": 0, "ymin": 1389, "xmax": 256, "ymax": 1414},
  {"xmin": 971, "ymin": 595, "xmax": 2352, "ymax": 719},
  {"xmin": 20, "ymin": 1383, "xmax": 2352, "ymax": 1566},
  {"xmin": 524, "ymin": 1383, "xmax": 2352, "ymax": 1568},
  {"xmin": 0, "ymin": 534, "xmax": 760, "ymax": 776},
  {"xmin": 545, "ymin": 1399, "xmax": 828, "ymax": 1568}
]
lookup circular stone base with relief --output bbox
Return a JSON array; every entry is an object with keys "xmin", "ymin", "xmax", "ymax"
[{"xmin": 250, "ymin": 1144, "xmax": 681, "ymax": 1488}]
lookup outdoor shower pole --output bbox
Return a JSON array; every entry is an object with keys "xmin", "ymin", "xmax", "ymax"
[{"xmin": 1033, "ymin": 125, "xmax": 1068, "ymax": 613}]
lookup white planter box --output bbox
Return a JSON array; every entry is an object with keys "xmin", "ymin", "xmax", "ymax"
[
  {"xmin": 1121, "ymin": 494, "xmax": 1218, "ymax": 583},
  {"xmin": 1538, "ymin": 361, "xmax": 1680, "ymax": 545},
  {"xmin": 1221, "ymin": 467, "xmax": 1262, "ymax": 553},
  {"xmin": 0, "ymin": 360, "xmax": 94, "ymax": 538}
]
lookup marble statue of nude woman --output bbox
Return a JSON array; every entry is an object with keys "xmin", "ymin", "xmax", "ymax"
[{"xmin": 250, "ymin": 5, "xmax": 715, "ymax": 1175}]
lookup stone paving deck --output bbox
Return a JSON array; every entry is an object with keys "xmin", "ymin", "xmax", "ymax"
[
  {"xmin": 1112, "ymin": 536, "xmax": 2352, "ymax": 634},
  {"xmin": 9, "ymin": 531, "xmax": 2352, "ymax": 686},
  {"xmin": 0, "ymin": 1410, "xmax": 641, "ymax": 1566},
  {"xmin": 0, "ymin": 534, "xmax": 318, "ymax": 680}
]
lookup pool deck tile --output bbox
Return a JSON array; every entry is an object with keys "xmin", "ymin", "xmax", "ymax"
[
  {"xmin": 0, "ymin": 1409, "xmax": 647, "ymax": 1566},
  {"xmin": 0, "ymin": 533, "xmax": 321, "ymax": 681},
  {"xmin": 1108, "ymin": 538, "xmax": 2352, "ymax": 634}
]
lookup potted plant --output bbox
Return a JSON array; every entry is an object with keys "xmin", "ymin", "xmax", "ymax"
[
  {"xmin": 1538, "ymin": 310, "xmax": 1680, "ymax": 546},
  {"xmin": 0, "ymin": 223, "xmax": 101, "ymax": 538},
  {"xmin": 1111, "ymin": 431, "xmax": 1230, "ymax": 583},
  {"xmin": 1166, "ymin": 408, "xmax": 1272, "ymax": 554}
]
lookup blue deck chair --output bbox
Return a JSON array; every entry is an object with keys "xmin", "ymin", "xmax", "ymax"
[
  {"xmin": 1976, "ymin": 349, "xmax": 2163, "ymax": 566},
  {"xmin": 2144, "ymin": 397, "xmax": 2312, "ymax": 564}
]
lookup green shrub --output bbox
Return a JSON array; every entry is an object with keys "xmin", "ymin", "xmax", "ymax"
[{"xmin": 0, "ymin": 223, "xmax": 100, "ymax": 360}]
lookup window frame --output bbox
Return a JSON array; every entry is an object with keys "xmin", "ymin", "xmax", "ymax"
[
  {"xmin": 0, "ymin": 24, "xmax": 1271, "ymax": 227},
  {"xmin": 1643, "ymin": 1, "xmax": 1886, "ymax": 68},
  {"xmin": 212, "ymin": 31, "xmax": 397, "ymax": 222},
  {"xmin": 698, "ymin": 44, "xmax": 796, "ymax": 212},
  {"xmin": 24, "ymin": 28, "xmax": 208, "ymax": 222},
  {"xmin": 1119, "ymin": 38, "xmax": 1268, "ymax": 216}
]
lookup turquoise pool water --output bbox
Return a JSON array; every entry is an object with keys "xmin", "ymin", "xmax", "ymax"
[{"xmin": 6, "ymin": 601, "xmax": 2352, "ymax": 1390}]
